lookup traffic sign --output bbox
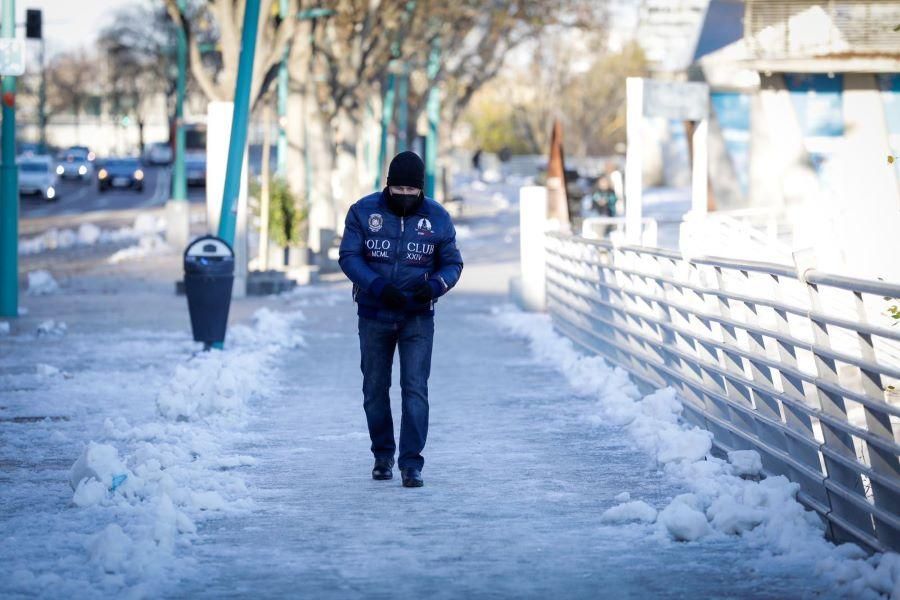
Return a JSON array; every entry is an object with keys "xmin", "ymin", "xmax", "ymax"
[{"xmin": 0, "ymin": 39, "xmax": 25, "ymax": 76}]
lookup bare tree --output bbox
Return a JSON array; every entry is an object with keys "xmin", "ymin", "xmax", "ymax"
[
  {"xmin": 164, "ymin": 0, "xmax": 299, "ymax": 109},
  {"xmin": 46, "ymin": 49, "xmax": 99, "ymax": 139},
  {"xmin": 98, "ymin": 4, "xmax": 180, "ymax": 149}
]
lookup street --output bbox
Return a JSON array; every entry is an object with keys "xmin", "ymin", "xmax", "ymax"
[{"xmin": 19, "ymin": 165, "xmax": 205, "ymax": 221}]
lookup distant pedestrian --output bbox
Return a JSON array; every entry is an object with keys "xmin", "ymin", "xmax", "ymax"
[
  {"xmin": 338, "ymin": 151, "xmax": 464, "ymax": 488},
  {"xmin": 472, "ymin": 148, "xmax": 483, "ymax": 176},
  {"xmin": 581, "ymin": 175, "xmax": 618, "ymax": 219}
]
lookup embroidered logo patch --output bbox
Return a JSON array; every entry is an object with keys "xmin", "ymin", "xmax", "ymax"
[
  {"xmin": 368, "ymin": 213, "xmax": 383, "ymax": 233},
  {"xmin": 416, "ymin": 218, "xmax": 432, "ymax": 235}
]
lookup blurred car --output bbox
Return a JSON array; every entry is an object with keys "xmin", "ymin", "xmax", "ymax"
[
  {"xmin": 67, "ymin": 145, "xmax": 96, "ymax": 162},
  {"xmin": 143, "ymin": 142, "xmax": 173, "ymax": 166},
  {"xmin": 97, "ymin": 158, "xmax": 144, "ymax": 192},
  {"xmin": 56, "ymin": 149, "xmax": 93, "ymax": 180},
  {"xmin": 19, "ymin": 156, "xmax": 59, "ymax": 201},
  {"xmin": 185, "ymin": 152, "xmax": 206, "ymax": 186}
]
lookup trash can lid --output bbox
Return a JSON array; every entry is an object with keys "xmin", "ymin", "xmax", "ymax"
[{"xmin": 184, "ymin": 235, "xmax": 234, "ymax": 260}]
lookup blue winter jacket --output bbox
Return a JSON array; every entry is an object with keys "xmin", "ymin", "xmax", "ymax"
[{"xmin": 339, "ymin": 191, "xmax": 464, "ymax": 321}]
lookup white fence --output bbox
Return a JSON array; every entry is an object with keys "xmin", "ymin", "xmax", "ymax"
[{"xmin": 544, "ymin": 231, "xmax": 900, "ymax": 553}]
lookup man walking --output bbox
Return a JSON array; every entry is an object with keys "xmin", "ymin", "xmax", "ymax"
[{"xmin": 339, "ymin": 151, "xmax": 463, "ymax": 488}]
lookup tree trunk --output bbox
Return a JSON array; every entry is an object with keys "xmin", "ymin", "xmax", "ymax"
[
  {"xmin": 305, "ymin": 89, "xmax": 336, "ymax": 255},
  {"xmin": 259, "ymin": 103, "xmax": 272, "ymax": 271},
  {"xmin": 285, "ymin": 85, "xmax": 306, "ymax": 201},
  {"xmin": 330, "ymin": 108, "xmax": 362, "ymax": 236}
]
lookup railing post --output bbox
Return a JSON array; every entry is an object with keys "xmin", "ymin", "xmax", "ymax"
[
  {"xmin": 794, "ymin": 250, "xmax": 870, "ymax": 544},
  {"xmin": 851, "ymin": 289, "xmax": 900, "ymax": 549},
  {"xmin": 766, "ymin": 272, "xmax": 828, "ymax": 508}
]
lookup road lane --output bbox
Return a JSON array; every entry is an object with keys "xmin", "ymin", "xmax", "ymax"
[{"xmin": 21, "ymin": 165, "xmax": 206, "ymax": 223}]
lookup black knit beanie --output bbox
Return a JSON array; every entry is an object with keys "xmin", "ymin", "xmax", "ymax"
[{"xmin": 386, "ymin": 151, "xmax": 425, "ymax": 189}]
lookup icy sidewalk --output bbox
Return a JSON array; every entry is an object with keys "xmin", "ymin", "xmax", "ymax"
[
  {"xmin": 2, "ymin": 181, "xmax": 896, "ymax": 597},
  {"xmin": 0, "ymin": 240, "xmax": 299, "ymax": 598},
  {"xmin": 167, "ymin": 287, "xmax": 833, "ymax": 597}
]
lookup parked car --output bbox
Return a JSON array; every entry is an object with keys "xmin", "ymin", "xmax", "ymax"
[
  {"xmin": 19, "ymin": 156, "xmax": 59, "ymax": 201},
  {"xmin": 17, "ymin": 142, "xmax": 45, "ymax": 158},
  {"xmin": 143, "ymin": 142, "xmax": 173, "ymax": 166},
  {"xmin": 185, "ymin": 152, "xmax": 206, "ymax": 187},
  {"xmin": 97, "ymin": 158, "xmax": 144, "ymax": 192},
  {"xmin": 56, "ymin": 149, "xmax": 93, "ymax": 180}
]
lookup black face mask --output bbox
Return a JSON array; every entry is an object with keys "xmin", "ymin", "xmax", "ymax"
[{"xmin": 387, "ymin": 189, "xmax": 422, "ymax": 216}]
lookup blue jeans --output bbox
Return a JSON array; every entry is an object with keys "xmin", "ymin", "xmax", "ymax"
[{"xmin": 358, "ymin": 315, "xmax": 434, "ymax": 471}]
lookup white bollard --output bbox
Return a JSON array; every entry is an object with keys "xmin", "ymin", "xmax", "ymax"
[
  {"xmin": 207, "ymin": 102, "xmax": 249, "ymax": 298},
  {"xmin": 517, "ymin": 186, "xmax": 549, "ymax": 311}
]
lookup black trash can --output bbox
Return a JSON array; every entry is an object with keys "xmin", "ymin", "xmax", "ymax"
[{"xmin": 184, "ymin": 236, "xmax": 235, "ymax": 348}]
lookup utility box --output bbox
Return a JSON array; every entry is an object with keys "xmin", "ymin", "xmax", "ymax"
[{"xmin": 184, "ymin": 236, "xmax": 234, "ymax": 348}]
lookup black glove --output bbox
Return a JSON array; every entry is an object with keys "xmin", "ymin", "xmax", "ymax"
[
  {"xmin": 380, "ymin": 283, "xmax": 407, "ymax": 310},
  {"xmin": 412, "ymin": 281, "xmax": 436, "ymax": 304}
]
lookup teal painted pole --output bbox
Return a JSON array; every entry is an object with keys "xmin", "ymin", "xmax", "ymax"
[
  {"xmin": 396, "ymin": 71, "xmax": 409, "ymax": 152},
  {"xmin": 374, "ymin": 73, "xmax": 396, "ymax": 190},
  {"xmin": 275, "ymin": 0, "xmax": 288, "ymax": 177},
  {"xmin": 424, "ymin": 39, "xmax": 441, "ymax": 199},
  {"xmin": 0, "ymin": 0, "xmax": 18, "ymax": 318},
  {"xmin": 217, "ymin": 0, "xmax": 262, "ymax": 245},
  {"xmin": 171, "ymin": 0, "xmax": 187, "ymax": 201}
]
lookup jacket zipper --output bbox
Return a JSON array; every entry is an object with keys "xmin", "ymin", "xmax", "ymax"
[{"xmin": 391, "ymin": 215, "xmax": 405, "ymax": 283}]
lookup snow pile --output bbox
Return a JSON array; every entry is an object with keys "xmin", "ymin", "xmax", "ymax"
[
  {"xmin": 69, "ymin": 442, "xmax": 131, "ymax": 508},
  {"xmin": 107, "ymin": 234, "xmax": 169, "ymax": 264},
  {"xmin": 19, "ymin": 215, "xmax": 166, "ymax": 256},
  {"xmin": 78, "ymin": 223, "xmax": 102, "ymax": 245},
  {"xmin": 58, "ymin": 307, "xmax": 306, "ymax": 595},
  {"xmin": 495, "ymin": 307, "xmax": 900, "ymax": 598},
  {"xmin": 26, "ymin": 269, "xmax": 59, "ymax": 295},
  {"xmin": 229, "ymin": 307, "xmax": 306, "ymax": 351},
  {"xmin": 658, "ymin": 494, "xmax": 712, "ymax": 541},
  {"xmin": 728, "ymin": 449, "xmax": 763, "ymax": 478}
]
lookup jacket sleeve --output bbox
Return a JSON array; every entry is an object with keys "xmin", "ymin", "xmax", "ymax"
[
  {"xmin": 428, "ymin": 222, "xmax": 463, "ymax": 298},
  {"xmin": 339, "ymin": 207, "xmax": 386, "ymax": 295}
]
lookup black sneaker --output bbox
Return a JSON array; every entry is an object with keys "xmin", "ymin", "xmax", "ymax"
[
  {"xmin": 401, "ymin": 468, "xmax": 423, "ymax": 488},
  {"xmin": 372, "ymin": 458, "xmax": 394, "ymax": 480}
]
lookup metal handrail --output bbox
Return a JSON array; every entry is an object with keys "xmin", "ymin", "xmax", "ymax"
[
  {"xmin": 546, "ymin": 244, "xmax": 900, "ymax": 345},
  {"xmin": 544, "ymin": 232, "xmax": 900, "ymax": 554},
  {"xmin": 805, "ymin": 270, "xmax": 900, "ymax": 299},
  {"xmin": 545, "ymin": 274, "xmax": 900, "ymax": 456},
  {"xmin": 545, "ymin": 255, "xmax": 900, "ymax": 385}
]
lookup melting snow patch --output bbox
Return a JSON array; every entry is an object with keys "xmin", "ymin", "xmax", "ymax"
[
  {"xmin": 614, "ymin": 491, "xmax": 631, "ymax": 503},
  {"xmin": 36, "ymin": 319, "xmax": 67, "ymax": 336},
  {"xmin": 35, "ymin": 363, "xmax": 61, "ymax": 377},
  {"xmin": 19, "ymin": 216, "xmax": 166, "ymax": 256},
  {"xmin": 600, "ymin": 500, "xmax": 657, "ymax": 524},
  {"xmin": 107, "ymin": 234, "xmax": 169, "ymax": 264},
  {"xmin": 26, "ymin": 269, "xmax": 59, "ymax": 295},
  {"xmin": 494, "ymin": 306, "xmax": 900, "ymax": 597}
]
